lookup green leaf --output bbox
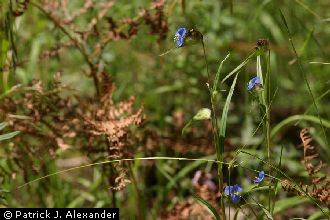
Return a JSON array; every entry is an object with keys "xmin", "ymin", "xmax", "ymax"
[
  {"xmin": 67, "ymin": 196, "xmax": 85, "ymax": 208},
  {"xmin": 259, "ymin": 204, "xmax": 273, "ymax": 220},
  {"xmin": 192, "ymin": 194, "xmax": 220, "ymax": 220},
  {"xmin": 0, "ymin": 131, "xmax": 20, "ymax": 141},
  {"xmin": 270, "ymin": 115, "xmax": 330, "ymax": 139},
  {"xmin": 307, "ymin": 209, "xmax": 330, "ymax": 220},
  {"xmin": 273, "ymin": 196, "xmax": 310, "ymax": 214},
  {"xmin": 212, "ymin": 53, "xmax": 230, "ymax": 93},
  {"xmin": 219, "ymin": 73, "xmax": 239, "ymax": 155},
  {"xmin": 294, "ymin": 0, "xmax": 322, "ymax": 19},
  {"xmin": 0, "ymin": 122, "xmax": 7, "ymax": 130},
  {"xmin": 299, "ymin": 28, "xmax": 314, "ymax": 57},
  {"xmin": 221, "ymin": 52, "xmax": 254, "ymax": 83}
]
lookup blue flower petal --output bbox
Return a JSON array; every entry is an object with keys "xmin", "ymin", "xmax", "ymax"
[
  {"xmin": 225, "ymin": 184, "xmax": 243, "ymax": 203},
  {"xmin": 254, "ymin": 171, "xmax": 265, "ymax": 183},
  {"xmin": 175, "ymin": 27, "xmax": 187, "ymax": 38},
  {"xmin": 176, "ymin": 37, "xmax": 184, "ymax": 47},
  {"xmin": 247, "ymin": 76, "xmax": 262, "ymax": 91},
  {"xmin": 231, "ymin": 194, "xmax": 241, "ymax": 203},
  {"xmin": 224, "ymin": 186, "xmax": 232, "ymax": 196},
  {"xmin": 247, "ymin": 81, "xmax": 254, "ymax": 90},
  {"xmin": 174, "ymin": 27, "xmax": 187, "ymax": 47},
  {"xmin": 233, "ymin": 184, "xmax": 243, "ymax": 193},
  {"xmin": 252, "ymin": 76, "xmax": 260, "ymax": 84}
]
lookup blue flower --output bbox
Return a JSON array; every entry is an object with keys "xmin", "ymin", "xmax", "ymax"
[
  {"xmin": 224, "ymin": 184, "xmax": 242, "ymax": 203},
  {"xmin": 254, "ymin": 171, "xmax": 265, "ymax": 183},
  {"xmin": 247, "ymin": 76, "xmax": 263, "ymax": 91},
  {"xmin": 174, "ymin": 27, "xmax": 187, "ymax": 47}
]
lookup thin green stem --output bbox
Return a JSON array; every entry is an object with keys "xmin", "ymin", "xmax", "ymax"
[
  {"xmin": 202, "ymin": 41, "xmax": 226, "ymax": 220},
  {"xmin": 271, "ymin": 145, "xmax": 284, "ymax": 214},
  {"xmin": 16, "ymin": 157, "xmax": 230, "ymax": 190},
  {"xmin": 127, "ymin": 162, "xmax": 143, "ymax": 220},
  {"xmin": 265, "ymin": 49, "xmax": 272, "ymax": 213}
]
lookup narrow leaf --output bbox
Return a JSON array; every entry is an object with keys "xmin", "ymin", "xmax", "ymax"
[
  {"xmin": 299, "ymin": 28, "xmax": 314, "ymax": 57},
  {"xmin": 219, "ymin": 73, "xmax": 239, "ymax": 154},
  {"xmin": 213, "ymin": 53, "xmax": 230, "ymax": 92},
  {"xmin": 273, "ymin": 196, "xmax": 310, "ymax": 214},
  {"xmin": 221, "ymin": 52, "xmax": 254, "ymax": 83},
  {"xmin": 270, "ymin": 115, "xmax": 330, "ymax": 139},
  {"xmin": 0, "ymin": 122, "xmax": 7, "ymax": 130},
  {"xmin": 0, "ymin": 131, "xmax": 20, "ymax": 141},
  {"xmin": 182, "ymin": 119, "xmax": 193, "ymax": 135},
  {"xmin": 192, "ymin": 194, "xmax": 220, "ymax": 220}
]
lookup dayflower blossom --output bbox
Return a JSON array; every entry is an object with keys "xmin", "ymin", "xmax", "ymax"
[
  {"xmin": 254, "ymin": 170, "xmax": 265, "ymax": 183},
  {"xmin": 174, "ymin": 27, "xmax": 187, "ymax": 47},
  {"xmin": 224, "ymin": 184, "xmax": 242, "ymax": 203},
  {"xmin": 247, "ymin": 76, "xmax": 263, "ymax": 91}
]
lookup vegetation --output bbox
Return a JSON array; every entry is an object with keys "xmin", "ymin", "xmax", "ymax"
[{"xmin": 0, "ymin": 0, "xmax": 329, "ymax": 219}]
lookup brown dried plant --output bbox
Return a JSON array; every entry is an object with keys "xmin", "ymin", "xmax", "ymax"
[
  {"xmin": 281, "ymin": 128, "xmax": 330, "ymax": 208},
  {"xmin": 0, "ymin": 0, "xmax": 165, "ymax": 191},
  {"xmin": 83, "ymin": 73, "xmax": 144, "ymax": 190},
  {"xmin": 0, "ymin": 74, "xmax": 82, "ymax": 178},
  {"xmin": 0, "ymin": 72, "xmax": 144, "ymax": 190},
  {"xmin": 300, "ymin": 128, "xmax": 324, "ymax": 175}
]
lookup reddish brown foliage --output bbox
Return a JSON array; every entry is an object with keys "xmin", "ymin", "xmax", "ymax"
[
  {"xmin": 0, "ymin": 72, "xmax": 144, "ymax": 190},
  {"xmin": 281, "ymin": 128, "xmax": 330, "ymax": 208}
]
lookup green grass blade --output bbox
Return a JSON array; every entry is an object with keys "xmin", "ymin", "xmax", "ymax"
[
  {"xmin": 271, "ymin": 145, "xmax": 284, "ymax": 214},
  {"xmin": 294, "ymin": 0, "xmax": 322, "ymax": 19},
  {"xmin": 270, "ymin": 114, "xmax": 330, "ymax": 139},
  {"xmin": 307, "ymin": 209, "xmax": 330, "ymax": 220},
  {"xmin": 259, "ymin": 204, "xmax": 273, "ymax": 220},
  {"xmin": 273, "ymin": 196, "xmax": 310, "ymax": 214},
  {"xmin": 309, "ymin": 62, "xmax": 330, "ymax": 65},
  {"xmin": 221, "ymin": 52, "xmax": 254, "ymax": 83},
  {"xmin": 17, "ymin": 156, "xmax": 227, "ymax": 189},
  {"xmin": 256, "ymin": 55, "xmax": 266, "ymax": 105},
  {"xmin": 192, "ymin": 194, "xmax": 220, "ymax": 220},
  {"xmin": 299, "ymin": 28, "xmax": 314, "ymax": 57},
  {"xmin": 212, "ymin": 53, "xmax": 230, "ymax": 92},
  {"xmin": 219, "ymin": 73, "xmax": 239, "ymax": 155},
  {"xmin": 0, "ymin": 131, "xmax": 20, "ymax": 141},
  {"xmin": 0, "ymin": 122, "xmax": 7, "ymax": 130},
  {"xmin": 182, "ymin": 118, "xmax": 193, "ymax": 135},
  {"xmin": 294, "ymin": 89, "xmax": 330, "ymax": 126}
]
